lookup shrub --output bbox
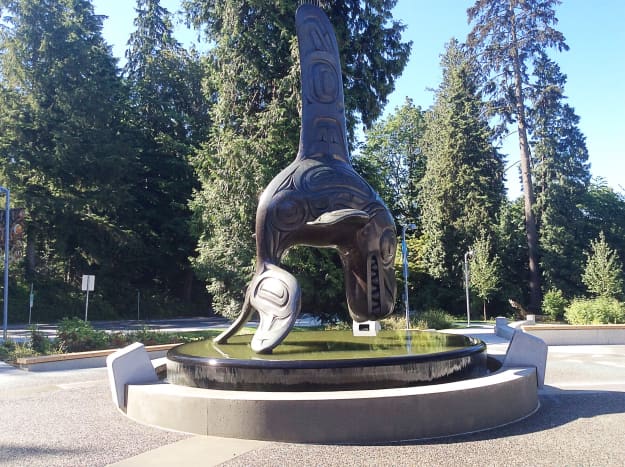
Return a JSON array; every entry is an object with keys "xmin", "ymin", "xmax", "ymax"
[
  {"xmin": 542, "ymin": 289, "xmax": 568, "ymax": 321},
  {"xmin": 30, "ymin": 326, "xmax": 52, "ymax": 354},
  {"xmin": 381, "ymin": 316, "xmax": 409, "ymax": 330},
  {"xmin": 564, "ymin": 297, "xmax": 625, "ymax": 325},
  {"xmin": 56, "ymin": 317, "xmax": 109, "ymax": 352},
  {"xmin": 416, "ymin": 309, "xmax": 455, "ymax": 330}
]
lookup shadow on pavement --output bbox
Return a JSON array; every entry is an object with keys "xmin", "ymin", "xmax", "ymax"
[{"xmin": 388, "ymin": 389, "xmax": 625, "ymax": 446}]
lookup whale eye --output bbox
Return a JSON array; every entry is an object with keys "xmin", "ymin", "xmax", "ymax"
[{"xmin": 379, "ymin": 229, "xmax": 396, "ymax": 265}]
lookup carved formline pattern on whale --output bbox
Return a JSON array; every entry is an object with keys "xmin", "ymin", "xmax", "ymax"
[
  {"xmin": 298, "ymin": 10, "xmax": 347, "ymax": 163},
  {"xmin": 213, "ymin": 4, "xmax": 397, "ymax": 353}
]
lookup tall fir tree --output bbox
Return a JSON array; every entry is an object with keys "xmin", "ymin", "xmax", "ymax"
[
  {"xmin": 528, "ymin": 52, "xmax": 590, "ymax": 297},
  {"xmin": 184, "ymin": 0, "xmax": 411, "ymax": 318},
  {"xmin": 418, "ymin": 40, "xmax": 504, "ymax": 288},
  {"xmin": 467, "ymin": 0, "xmax": 568, "ymax": 312},
  {"xmin": 0, "ymin": 0, "xmax": 138, "ymax": 317},
  {"xmin": 124, "ymin": 0, "xmax": 210, "ymax": 302}
]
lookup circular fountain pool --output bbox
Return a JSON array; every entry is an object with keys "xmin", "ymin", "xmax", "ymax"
[{"xmin": 166, "ymin": 330, "xmax": 487, "ymax": 391}]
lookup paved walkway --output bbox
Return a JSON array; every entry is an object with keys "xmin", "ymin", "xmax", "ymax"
[{"xmin": 1, "ymin": 328, "xmax": 624, "ymax": 466}]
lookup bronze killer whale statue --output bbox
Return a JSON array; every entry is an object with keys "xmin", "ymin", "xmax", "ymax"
[{"xmin": 214, "ymin": 3, "xmax": 397, "ymax": 353}]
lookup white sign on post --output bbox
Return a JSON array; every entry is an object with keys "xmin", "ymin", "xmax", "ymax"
[
  {"xmin": 82, "ymin": 275, "xmax": 95, "ymax": 321},
  {"xmin": 82, "ymin": 275, "xmax": 95, "ymax": 292}
]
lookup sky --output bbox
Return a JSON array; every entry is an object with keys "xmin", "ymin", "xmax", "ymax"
[{"xmin": 93, "ymin": 0, "xmax": 625, "ymax": 199}]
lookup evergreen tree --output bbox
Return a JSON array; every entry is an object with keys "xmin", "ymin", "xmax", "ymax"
[
  {"xmin": 357, "ymin": 98, "xmax": 426, "ymax": 226},
  {"xmin": 418, "ymin": 40, "xmax": 504, "ymax": 286},
  {"xmin": 467, "ymin": 0, "xmax": 568, "ymax": 312},
  {"xmin": 0, "ymin": 0, "xmax": 138, "ymax": 316},
  {"xmin": 581, "ymin": 182, "xmax": 625, "ymax": 268},
  {"xmin": 124, "ymin": 0, "xmax": 210, "ymax": 302},
  {"xmin": 529, "ymin": 52, "xmax": 590, "ymax": 297},
  {"xmin": 184, "ymin": 1, "xmax": 411, "ymax": 318},
  {"xmin": 495, "ymin": 198, "xmax": 528, "ymax": 304},
  {"xmin": 582, "ymin": 232, "xmax": 624, "ymax": 299}
]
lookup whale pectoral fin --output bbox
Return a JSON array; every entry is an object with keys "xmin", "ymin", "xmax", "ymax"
[
  {"xmin": 213, "ymin": 288, "xmax": 255, "ymax": 344},
  {"xmin": 249, "ymin": 264, "xmax": 301, "ymax": 354},
  {"xmin": 307, "ymin": 208, "xmax": 369, "ymax": 229}
]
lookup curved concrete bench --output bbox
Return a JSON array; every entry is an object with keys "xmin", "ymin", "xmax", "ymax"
[
  {"xmin": 522, "ymin": 324, "xmax": 625, "ymax": 345},
  {"xmin": 123, "ymin": 367, "xmax": 538, "ymax": 443}
]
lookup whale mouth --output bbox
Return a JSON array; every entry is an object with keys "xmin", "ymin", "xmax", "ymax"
[{"xmin": 369, "ymin": 254, "xmax": 382, "ymax": 318}]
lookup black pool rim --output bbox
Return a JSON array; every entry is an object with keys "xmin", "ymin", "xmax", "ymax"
[{"xmin": 166, "ymin": 331, "xmax": 489, "ymax": 391}]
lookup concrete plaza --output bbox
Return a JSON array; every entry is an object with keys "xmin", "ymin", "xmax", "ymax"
[{"xmin": 1, "ymin": 327, "xmax": 624, "ymax": 466}]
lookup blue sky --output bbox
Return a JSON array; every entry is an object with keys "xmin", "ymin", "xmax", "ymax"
[{"xmin": 94, "ymin": 0, "xmax": 625, "ymax": 199}]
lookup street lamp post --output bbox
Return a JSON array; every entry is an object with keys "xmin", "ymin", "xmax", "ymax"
[
  {"xmin": 402, "ymin": 223, "xmax": 416, "ymax": 329},
  {"xmin": 1, "ymin": 186, "xmax": 9, "ymax": 341},
  {"xmin": 464, "ymin": 249, "xmax": 474, "ymax": 327}
]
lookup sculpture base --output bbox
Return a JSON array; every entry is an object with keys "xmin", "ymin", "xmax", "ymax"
[{"xmin": 124, "ymin": 367, "xmax": 539, "ymax": 443}]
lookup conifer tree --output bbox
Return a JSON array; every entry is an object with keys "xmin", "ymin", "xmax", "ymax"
[
  {"xmin": 124, "ymin": 0, "xmax": 209, "ymax": 301},
  {"xmin": 184, "ymin": 1, "xmax": 411, "ymax": 317},
  {"xmin": 529, "ymin": 52, "xmax": 590, "ymax": 296},
  {"xmin": 582, "ymin": 232, "xmax": 624, "ymax": 299},
  {"xmin": 418, "ymin": 40, "xmax": 504, "ymax": 285},
  {"xmin": 467, "ymin": 0, "xmax": 568, "ymax": 312},
  {"xmin": 0, "ymin": 0, "xmax": 137, "ymax": 302}
]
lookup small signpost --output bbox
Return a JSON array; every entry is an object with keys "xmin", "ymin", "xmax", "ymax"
[
  {"xmin": 28, "ymin": 283, "xmax": 34, "ymax": 325},
  {"xmin": 82, "ymin": 275, "xmax": 95, "ymax": 321}
]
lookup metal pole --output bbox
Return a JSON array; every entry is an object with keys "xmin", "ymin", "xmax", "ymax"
[
  {"xmin": 29, "ymin": 283, "xmax": 34, "ymax": 325},
  {"xmin": 402, "ymin": 223, "xmax": 416, "ymax": 330},
  {"xmin": 464, "ymin": 250, "xmax": 473, "ymax": 327},
  {"xmin": 84, "ymin": 289, "xmax": 89, "ymax": 322},
  {"xmin": 2, "ymin": 188, "xmax": 9, "ymax": 341},
  {"xmin": 402, "ymin": 226, "xmax": 409, "ymax": 329},
  {"xmin": 137, "ymin": 290, "xmax": 140, "ymax": 321}
]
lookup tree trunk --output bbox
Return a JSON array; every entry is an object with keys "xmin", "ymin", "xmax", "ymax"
[{"xmin": 510, "ymin": 5, "xmax": 541, "ymax": 313}]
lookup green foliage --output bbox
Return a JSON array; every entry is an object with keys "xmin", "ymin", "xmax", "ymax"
[
  {"xmin": 470, "ymin": 233, "xmax": 501, "ymax": 318},
  {"xmin": 415, "ymin": 309, "xmax": 455, "ymax": 330},
  {"xmin": 582, "ymin": 232, "xmax": 624, "ymax": 298},
  {"xmin": 29, "ymin": 326, "xmax": 51, "ymax": 354},
  {"xmin": 0, "ymin": 340, "xmax": 40, "ymax": 361},
  {"xmin": 542, "ymin": 288, "xmax": 568, "ymax": 321},
  {"xmin": 467, "ymin": 0, "xmax": 569, "ymax": 312},
  {"xmin": 418, "ymin": 40, "xmax": 504, "ymax": 285},
  {"xmin": 0, "ymin": 340, "xmax": 15, "ymax": 361},
  {"xmin": 530, "ymin": 53, "xmax": 590, "ymax": 296},
  {"xmin": 382, "ymin": 309, "xmax": 454, "ymax": 330},
  {"xmin": 283, "ymin": 248, "xmax": 348, "ymax": 323},
  {"xmin": 357, "ymin": 98, "xmax": 426, "ymax": 225},
  {"xmin": 565, "ymin": 297, "xmax": 625, "ymax": 325},
  {"xmin": 123, "ymin": 0, "xmax": 210, "ymax": 303},
  {"xmin": 188, "ymin": 1, "xmax": 412, "ymax": 319},
  {"xmin": 56, "ymin": 318, "xmax": 109, "ymax": 353}
]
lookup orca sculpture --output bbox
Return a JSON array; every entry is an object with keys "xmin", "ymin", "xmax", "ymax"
[{"xmin": 214, "ymin": 3, "xmax": 397, "ymax": 353}]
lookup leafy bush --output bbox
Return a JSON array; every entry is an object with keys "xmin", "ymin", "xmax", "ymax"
[
  {"xmin": 542, "ymin": 289, "xmax": 568, "ymax": 321},
  {"xmin": 415, "ymin": 309, "xmax": 455, "ymax": 330},
  {"xmin": 56, "ymin": 317, "xmax": 109, "ymax": 352},
  {"xmin": 0, "ymin": 340, "xmax": 14, "ymax": 361},
  {"xmin": 564, "ymin": 297, "xmax": 625, "ymax": 325},
  {"xmin": 381, "ymin": 316, "xmax": 409, "ymax": 330},
  {"xmin": 30, "ymin": 326, "xmax": 52, "ymax": 354}
]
